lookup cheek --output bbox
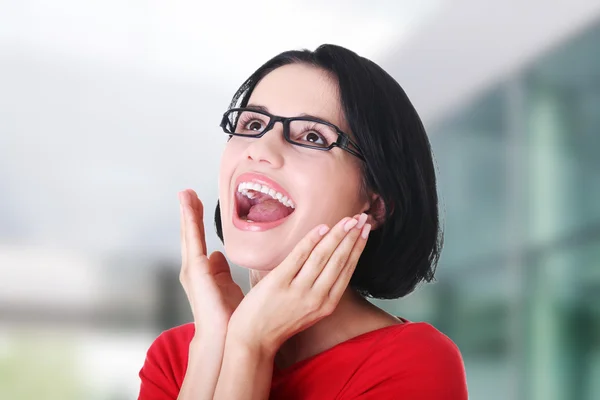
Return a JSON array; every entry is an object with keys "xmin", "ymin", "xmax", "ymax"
[{"xmin": 296, "ymin": 161, "xmax": 365, "ymax": 219}]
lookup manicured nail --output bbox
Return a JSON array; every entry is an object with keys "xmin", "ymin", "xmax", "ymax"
[
  {"xmin": 318, "ymin": 225, "xmax": 330, "ymax": 235},
  {"xmin": 344, "ymin": 218, "xmax": 358, "ymax": 232},
  {"xmin": 361, "ymin": 223, "xmax": 371, "ymax": 239},
  {"xmin": 356, "ymin": 213, "xmax": 368, "ymax": 229}
]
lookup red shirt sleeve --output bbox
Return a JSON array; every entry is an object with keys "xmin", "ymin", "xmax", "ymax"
[
  {"xmin": 337, "ymin": 323, "xmax": 468, "ymax": 400},
  {"xmin": 137, "ymin": 323, "xmax": 195, "ymax": 400}
]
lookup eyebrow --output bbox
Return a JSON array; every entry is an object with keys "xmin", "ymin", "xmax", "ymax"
[{"xmin": 246, "ymin": 103, "xmax": 337, "ymax": 127}]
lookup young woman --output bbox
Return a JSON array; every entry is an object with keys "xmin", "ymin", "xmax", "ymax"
[{"xmin": 138, "ymin": 44, "xmax": 468, "ymax": 399}]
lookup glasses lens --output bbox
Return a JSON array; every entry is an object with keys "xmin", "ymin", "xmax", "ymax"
[
  {"xmin": 224, "ymin": 109, "xmax": 270, "ymax": 135},
  {"xmin": 288, "ymin": 119, "xmax": 339, "ymax": 149}
]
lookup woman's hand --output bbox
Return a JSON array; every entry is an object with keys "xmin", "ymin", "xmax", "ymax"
[
  {"xmin": 177, "ymin": 189, "xmax": 244, "ymax": 400},
  {"xmin": 179, "ymin": 189, "xmax": 245, "ymax": 340},
  {"xmin": 226, "ymin": 213, "xmax": 371, "ymax": 355}
]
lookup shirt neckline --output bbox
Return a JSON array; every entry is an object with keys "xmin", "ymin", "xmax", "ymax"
[{"xmin": 272, "ymin": 316, "xmax": 410, "ymax": 378}]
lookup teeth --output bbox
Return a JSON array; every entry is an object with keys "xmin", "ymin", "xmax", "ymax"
[
  {"xmin": 241, "ymin": 189, "xmax": 255, "ymax": 199},
  {"xmin": 236, "ymin": 182, "xmax": 295, "ymax": 209}
]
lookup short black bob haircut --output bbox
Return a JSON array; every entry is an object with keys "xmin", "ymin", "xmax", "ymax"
[{"xmin": 214, "ymin": 44, "xmax": 443, "ymax": 300}]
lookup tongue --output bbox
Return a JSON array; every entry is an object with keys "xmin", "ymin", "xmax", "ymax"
[{"xmin": 247, "ymin": 197, "xmax": 293, "ymax": 223}]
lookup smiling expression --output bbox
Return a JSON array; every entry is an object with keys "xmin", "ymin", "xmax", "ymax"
[{"xmin": 218, "ymin": 63, "xmax": 371, "ymax": 271}]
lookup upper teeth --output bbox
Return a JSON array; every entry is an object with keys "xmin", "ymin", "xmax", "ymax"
[{"xmin": 237, "ymin": 182, "xmax": 295, "ymax": 209}]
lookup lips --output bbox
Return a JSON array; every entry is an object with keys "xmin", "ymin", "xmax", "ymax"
[
  {"xmin": 234, "ymin": 172, "xmax": 295, "ymax": 204},
  {"xmin": 231, "ymin": 172, "xmax": 296, "ymax": 232}
]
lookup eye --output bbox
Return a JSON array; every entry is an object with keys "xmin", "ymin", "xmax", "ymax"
[
  {"xmin": 303, "ymin": 130, "xmax": 326, "ymax": 145},
  {"xmin": 290, "ymin": 120, "xmax": 336, "ymax": 148},
  {"xmin": 245, "ymin": 119, "xmax": 265, "ymax": 131}
]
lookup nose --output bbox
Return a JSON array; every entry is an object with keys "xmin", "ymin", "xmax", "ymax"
[{"xmin": 244, "ymin": 121, "xmax": 286, "ymax": 167}]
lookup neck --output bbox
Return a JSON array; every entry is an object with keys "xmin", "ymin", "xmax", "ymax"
[{"xmin": 248, "ymin": 269, "xmax": 400, "ymax": 370}]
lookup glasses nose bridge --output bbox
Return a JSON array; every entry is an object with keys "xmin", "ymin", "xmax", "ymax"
[{"xmin": 261, "ymin": 115, "xmax": 288, "ymax": 138}]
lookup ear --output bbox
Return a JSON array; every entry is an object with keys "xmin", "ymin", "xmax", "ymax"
[{"xmin": 363, "ymin": 193, "xmax": 388, "ymax": 230}]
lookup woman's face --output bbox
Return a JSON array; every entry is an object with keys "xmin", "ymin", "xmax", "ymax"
[{"xmin": 219, "ymin": 63, "xmax": 369, "ymax": 271}]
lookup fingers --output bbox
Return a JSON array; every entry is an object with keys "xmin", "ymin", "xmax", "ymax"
[
  {"xmin": 290, "ymin": 216, "xmax": 357, "ymax": 285},
  {"xmin": 208, "ymin": 250, "xmax": 231, "ymax": 276},
  {"xmin": 179, "ymin": 189, "xmax": 207, "ymax": 261},
  {"xmin": 180, "ymin": 200, "xmax": 187, "ymax": 266},
  {"xmin": 309, "ymin": 213, "xmax": 368, "ymax": 291},
  {"xmin": 327, "ymin": 222, "xmax": 371, "ymax": 301},
  {"xmin": 271, "ymin": 223, "xmax": 331, "ymax": 283},
  {"xmin": 189, "ymin": 189, "xmax": 207, "ymax": 254}
]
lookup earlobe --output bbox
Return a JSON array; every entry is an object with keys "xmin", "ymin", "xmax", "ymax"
[{"xmin": 365, "ymin": 194, "xmax": 387, "ymax": 230}]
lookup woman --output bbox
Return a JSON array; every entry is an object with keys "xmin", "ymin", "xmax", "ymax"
[{"xmin": 138, "ymin": 44, "xmax": 468, "ymax": 399}]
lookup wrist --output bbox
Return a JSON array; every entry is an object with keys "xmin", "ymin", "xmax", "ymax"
[
  {"xmin": 189, "ymin": 333, "xmax": 226, "ymax": 355},
  {"xmin": 224, "ymin": 334, "xmax": 277, "ymax": 371},
  {"xmin": 225, "ymin": 326, "xmax": 278, "ymax": 360}
]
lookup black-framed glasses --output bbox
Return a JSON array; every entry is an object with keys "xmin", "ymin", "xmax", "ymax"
[{"xmin": 219, "ymin": 107, "xmax": 365, "ymax": 161}]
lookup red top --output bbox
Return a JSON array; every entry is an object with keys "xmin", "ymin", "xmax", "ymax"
[{"xmin": 138, "ymin": 318, "xmax": 468, "ymax": 399}]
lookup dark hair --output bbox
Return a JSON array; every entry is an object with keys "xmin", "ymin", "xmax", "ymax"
[{"xmin": 214, "ymin": 44, "xmax": 443, "ymax": 299}]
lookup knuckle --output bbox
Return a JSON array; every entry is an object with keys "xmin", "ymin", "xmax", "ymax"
[
  {"xmin": 189, "ymin": 253, "xmax": 206, "ymax": 265},
  {"xmin": 306, "ymin": 294, "xmax": 327, "ymax": 313},
  {"xmin": 306, "ymin": 298, "xmax": 322, "ymax": 313},
  {"xmin": 288, "ymin": 249, "xmax": 310, "ymax": 267},
  {"xmin": 310, "ymin": 250, "xmax": 329, "ymax": 266},
  {"xmin": 328, "ymin": 254, "xmax": 344, "ymax": 269},
  {"xmin": 309, "ymin": 233, "xmax": 322, "ymax": 245},
  {"xmin": 321, "ymin": 301, "xmax": 335, "ymax": 316}
]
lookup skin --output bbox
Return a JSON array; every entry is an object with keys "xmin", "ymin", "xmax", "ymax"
[
  {"xmin": 219, "ymin": 63, "xmax": 369, "ymax": 271},
  {"xmin": 177, "ymin": 64, "xmax": 403, "ymax": 400}
]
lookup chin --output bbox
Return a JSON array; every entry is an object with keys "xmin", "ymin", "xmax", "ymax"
[
  {"xmin": 221, "ymin": 217, "xmax": 296, "ymax": 271},
  {"xmin": 224, "ymin": 239, "xmax": 281, "ymax": 271}
]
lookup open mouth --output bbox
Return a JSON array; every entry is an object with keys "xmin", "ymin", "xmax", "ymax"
[{"xmin": 234, "ymin": 181, "xmax": 296, "ymax": 223}]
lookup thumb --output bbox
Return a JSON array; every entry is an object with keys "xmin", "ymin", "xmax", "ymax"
[{"xmin": 208, "ymin": 251, "xmax": 232, "ymax": 276}]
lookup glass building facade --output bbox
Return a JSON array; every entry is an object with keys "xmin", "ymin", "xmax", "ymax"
[{"xmin": 374, "ymin": 19, "xmax": 600, "ymax": 400}]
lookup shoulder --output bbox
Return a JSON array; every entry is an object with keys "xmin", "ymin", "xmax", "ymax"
[
  {"xmin": 138, "ymin": 323, "xmax": 195, "ymax": 399},
  {"xmin": 361, "ymin": 321, "xmax": 466, "ymax": 375},
  {"xmin": 392, "ymin": 322, "xmax": 464, "ymax": 368},
  {"xmin": 341, "ymin": 321, "xmax": 468, "ymax": 399},
  {"xmin": 147, "ymin": 322, "xmax": 196, "ymax": 357}
]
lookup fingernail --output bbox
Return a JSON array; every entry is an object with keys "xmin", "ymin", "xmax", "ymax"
[
  {"xmin": 344, "ymin": 218, "xmax": 358, "ymax": 232},
  {"xmin": 361, "ymin": 223, "xmax": 371, "ymax": 239},
  {"xmin": 356, "ymin": 213, "xmax": 368, "ymax": 229},
  {"xmin": 318, "ymin": 225, "xmax": 330, "ymax": 235}
]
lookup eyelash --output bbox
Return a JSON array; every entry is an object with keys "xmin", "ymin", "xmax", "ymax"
[
  {"xmin": 237, "ymin": 113, "xmax": 266, "ymax": 129},
  {"xmin": 235, "ymin": 114, "xmax": 329, "ymax": 145}
]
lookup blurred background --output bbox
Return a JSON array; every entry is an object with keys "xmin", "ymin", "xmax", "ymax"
[{"xmin": 1, "ymin": 0, "xmax": 599, "ymax": 399}]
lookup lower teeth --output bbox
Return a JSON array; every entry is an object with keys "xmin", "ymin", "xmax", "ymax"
[{"xmin": 246, "ymin": 219, "xmax": 254, "ymax": 222}]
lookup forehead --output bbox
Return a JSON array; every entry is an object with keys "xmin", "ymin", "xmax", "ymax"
[{"xmin": 247, "ymin": 63, "xmax": 347, "ymax": 131}]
